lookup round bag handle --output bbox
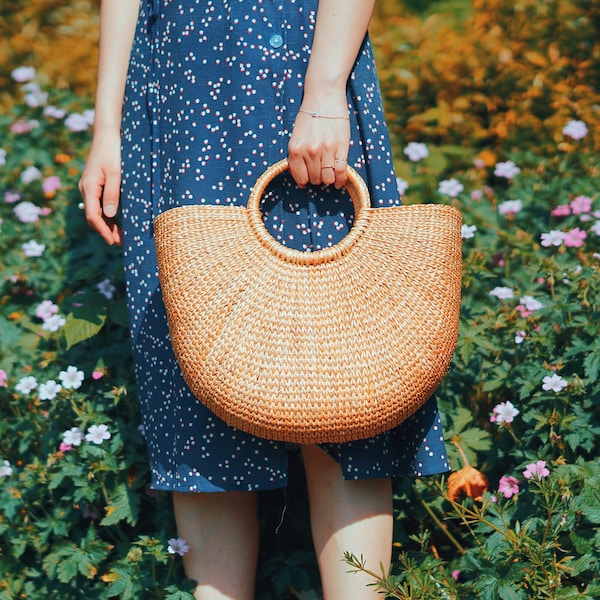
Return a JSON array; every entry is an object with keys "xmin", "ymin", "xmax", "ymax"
[{"xmin": 247, "ymin": 158, "xmax": 373, "ymax": 265}]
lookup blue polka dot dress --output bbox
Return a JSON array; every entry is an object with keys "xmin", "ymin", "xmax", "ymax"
[{"xmin": 120, "ymin": 0, "xmax": 450, "ymax": 492}]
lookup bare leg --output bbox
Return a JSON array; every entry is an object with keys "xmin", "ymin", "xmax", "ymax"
[
  {"xmin": 301, "ymin": 445, "xmax": 393, "ymax": 600},
  {"xmin": 172, "ymin": 491, "xmax": 259, "ymax": 600}
]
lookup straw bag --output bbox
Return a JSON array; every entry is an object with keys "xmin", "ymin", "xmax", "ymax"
[{"xmin": 153, "ymin": 159, "xmax": 462, "ymax": 444}]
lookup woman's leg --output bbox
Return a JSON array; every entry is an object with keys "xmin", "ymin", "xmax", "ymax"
[
  {"xmin": 172, "ymin": 490, "xmax": 259, "ymax": 600},
  {"xmin": 301, "ymin": 445, "xmax": 393, "ymax": 600}
]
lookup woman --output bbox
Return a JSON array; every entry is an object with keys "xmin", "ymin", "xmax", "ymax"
[{"xmin": 80, "ymin": 1, "xmax": 449, "ymax": 598}]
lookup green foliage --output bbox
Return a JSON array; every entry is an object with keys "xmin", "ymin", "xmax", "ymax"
[{"xmin": 1, "ymin": 1, "xmax": 599, "ymax": 599}]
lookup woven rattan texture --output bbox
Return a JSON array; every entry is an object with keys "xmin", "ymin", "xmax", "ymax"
[{"xmin": 154, "ymin": 162, "xmax": 462, "ymax": 443}]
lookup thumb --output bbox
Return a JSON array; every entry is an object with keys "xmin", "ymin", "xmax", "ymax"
[{"xmin": 102, "ymin": 168, "xmax": 121, "ymax": 218}]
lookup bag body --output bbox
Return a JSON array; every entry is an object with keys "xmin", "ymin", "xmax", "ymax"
[{"xmin": 154, "ymin": 160, "xmax": 462, "ymax": 443}]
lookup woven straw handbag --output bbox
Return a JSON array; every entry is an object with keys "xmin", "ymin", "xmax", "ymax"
[{"xmin": 153, "ymin": 159, "xmax": 462, "ymax": 444}]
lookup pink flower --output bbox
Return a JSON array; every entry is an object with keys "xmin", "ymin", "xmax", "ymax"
[
  {"xmin": 451, "ymin": 570, "xmax": 461, "ymax": 581},
  {"xmin": 42, "ymin": 176, "xmax": 61, "ymax": 195},
  {"xmin": 0, "ymin": 369, "xmax": 7, "ymax": 387},
  {"xmin": 470, "ymin": 189, "xmax": 483, "ymax": 201},
  {"xmin": 10, "ymin": 119, "xmax": 40, "ymax": 134},
  {"xmin": 43, "ymin": 106, "xmax": 67, "ymax": 119},
  {"xmin": 490, "ymin": 401, "xmax": 519, "ymax": 424},
  {"xmin": 498, "ymin": 476, "xmax": 520, "ymax": 498},
  {"xmin": 4, "ymin": 191, "xmax": 20, "ymax": 204},
  {"xmin": 570, "ymin": 195, "xmax": 592, "ymax": 215},
  {"xmin": 523, "ymin": 460, "xmax": 550, "ymax": 480},
  {"xmin": 92, "ymin": 370, "xmax": 104, "ymax": 380},
  {"xmin": 563, "ymin": 228, "xmax": 586, "ymax": 248},
  {"xmin": 551, "ymin": 204, "xmax": 571, "ymax": 217},
  {"xmin": 59, "ymin": 442, "xmax": 72, "ymax": 452},
  {"xmin": 516, "ymin": 305, "xmax": 532, "ymax": 318}
]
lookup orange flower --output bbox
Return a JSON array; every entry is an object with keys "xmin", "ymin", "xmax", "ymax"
[
  {"xmin": 54, "ymin": 153, "xmax": 72, "ymax": 164},
  {"xmin": 447, "ymin": 465, "xmax": 489, "ymax": 502}
]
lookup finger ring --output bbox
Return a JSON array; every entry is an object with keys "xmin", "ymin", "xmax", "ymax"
[
  {"xmin": 78, "ymin": 202, "xmax": 85, "ymax": 210},
  {"xmin": 334, "ymin": 158, "xmax": 347, "ymax": 165},
  {"xmin": 320, "ymin": 165, "xmax": 335, "ymax": 170}
]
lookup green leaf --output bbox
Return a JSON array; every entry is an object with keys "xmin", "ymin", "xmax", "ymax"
[
  {"xmin": 100, "ymin": 483, "xmax": 140, "ymax": 526},
  {"xmin": 164, "ymin": 586, "xmax": 196, "ymax": 600},
  {"xmin": 63, "ymin": 311, "xmax": 107, "ymax": 349}
]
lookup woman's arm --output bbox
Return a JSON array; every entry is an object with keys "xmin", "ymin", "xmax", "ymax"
[
  {"xmin": 287, "ymin": 0, "xmax": 376, "ymax": 189},
  {"xmin": 78, "ymin": 0, "xmax": 139, "ymax": 245}
]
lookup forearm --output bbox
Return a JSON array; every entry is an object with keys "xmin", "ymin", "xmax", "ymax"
[
  {"xmin": 93, "ymin": 0, "xmax": 139, "ymax": 132},
  {"xmin": 303, "ymin": 0, "xmax": 376, "ymax": 105}
]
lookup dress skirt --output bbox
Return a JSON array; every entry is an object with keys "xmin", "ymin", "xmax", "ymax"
[{"xmin": 120, "ymin": 0, "xmax": 450, "ymax": 492}]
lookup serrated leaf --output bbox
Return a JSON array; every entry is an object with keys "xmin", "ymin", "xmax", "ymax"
[{"xmin": 100, "ymin": 483, "xmax": 140, "ymax": 526}]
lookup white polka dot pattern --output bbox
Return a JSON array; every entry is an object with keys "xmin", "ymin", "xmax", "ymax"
[{"xmin": 120, "ymin": 0, "xmax": 450, "ymax": 492}]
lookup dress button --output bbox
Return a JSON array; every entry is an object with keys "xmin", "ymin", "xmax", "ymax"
[{"xmin": 269, "ymin": 33, "xmax": 284, "ymax": 48}]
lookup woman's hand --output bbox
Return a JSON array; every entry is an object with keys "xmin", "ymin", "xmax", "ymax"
[
  {"xmin": 78, "ymin": 128, "xmax": 123, "ymax": 246},
  {"xmin": 288, "ymin": 95, "xmax": 351, "ymax": 190}
]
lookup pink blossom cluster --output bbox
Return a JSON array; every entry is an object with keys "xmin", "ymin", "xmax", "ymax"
[{"xmin": 35, "ymin": 300, "xmax": 66, "ymax": 332}]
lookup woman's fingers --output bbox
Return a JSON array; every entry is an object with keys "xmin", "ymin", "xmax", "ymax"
[
  {"xmin": 79, "ymin": 166, "xmax": 123, "ymax": 246},
  {"xmin": 288, "ymin": 111, "xmax": 350, "ymax": 189}
]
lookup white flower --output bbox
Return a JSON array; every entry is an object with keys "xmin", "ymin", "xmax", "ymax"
[
  {"xmin": 494, "ymin": 160, "xmax": 521, "ymax": 179},
  {"xmin": 20, "ymin": 166, "xmax": 42, "ymax": 185},
  {"xmin": 515, "ymin": 330, "xmax": 526, "ymax": 344},
  {"xmin": 97, "ymin": 279, "xmax": 116, "ymax": 300},
  {"xmin": 0, "ymin": 148, "xmax": 6, "ymax": 167},
  {"xmin": 562, "ymin": 120, "xmax": 588, "ymax": 140},
  {"xmin": 64, "ymin": 113, "xmax": 91, "ymax": 132},
  {"xmin": 540, "ymin": 230, "xmax": 566, "ymax": 247},
  {"xmin": 36, "ymin": 300, "xmax": 59, "ymax": 320},
  {"xmin": 59, "ymin": 366, "xmax": 85, "ymax": 390},
  {"xmin": 22, "ymin": 240, "xmax": 46, "ymax": 258},
  {"xmin": 16, "ymin": 376, "xmax": 38, "ymax": 394},
  {"xmin": 62, "ymin": 427, "xmax": 84, "ymax": 447},
  {"xmin": 23, "ymin": 83, "xmax": 48, "ymax": 108},
  {"xmin": 85, "ymin": 424, "xmax": 111, "ymax": 444},
  {"xmin": 11, "ymin": 66, "xmax": 36, "ymax": 82},
  {"xmin": 43, "ymin": 106, "xmax": 67, "ymax": 119},
  {"xmin": 41, "ymin": 314, "xmax": 66, "ymax": 332},
  {"xmin": 39, "ymin": 380, "xmax": 62, "ymax": 401},
  {"xmin": 542, "ymin": 373, "xmax": 568, "ymax": 393},
  {"xmin": 498, "ymin": 199, "xmax": 523, "ymax": 215},
  {"xmin": 491, "ymin": 401, "xmax": 520, "ymax": 424},
  {"xmin": 489, "ymin": 286, "xmax": 514, "ymax": 300},
  {"xmin": 438, "ymin": 178, "xmax": 464, "ymax": 198},
  {"xmin": 0, "ymin": 460, "xmax": 12, "ymax": 477},
  {"xmin": 83, "ymin": 109, "xmax": 95, "ymax": 125},
  {"xmin": 396, "ymin": 177, "xmax": 409, "ymax": 195},
  {"xmin": 13, "ymin": 201, "xmax": 43, "ymax": 224},
  {"xmin": 461, "ymin": 224, "xmax": 477, "ymax": 239},
  {"xmin": 403, "ymin": 142, "xmax": 429, "ymax": 162},
  {"xmin": 591, "ymin": 221, "xmax": 600, "ymax": 236},
  {"xmin": 520, "ymin": 295, "xmax": 545, "ymax": 312}
]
